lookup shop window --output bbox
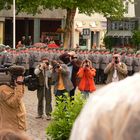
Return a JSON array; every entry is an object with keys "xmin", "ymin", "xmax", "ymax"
[{"xmin": 79, "ymin": 34, "xmax": 86, "ymax": 46}]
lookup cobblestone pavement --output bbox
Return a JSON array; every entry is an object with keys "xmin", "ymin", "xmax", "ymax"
[{"xmin": 23, "ymin": 84, "xmax": 105, "ymax": 140}]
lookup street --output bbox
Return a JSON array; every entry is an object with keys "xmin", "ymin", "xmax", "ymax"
[{"xmin": 23, "ymin": 84, "xmax": 104, "ymax": 140}]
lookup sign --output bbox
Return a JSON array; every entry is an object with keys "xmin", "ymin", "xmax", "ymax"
[
  {"xmin": 82, "ymin": 28, "xmax": 91, "ymax": 39},
  {"xmin": 83, "ymin": 28, "xmax": 90, "ymax": 36}
]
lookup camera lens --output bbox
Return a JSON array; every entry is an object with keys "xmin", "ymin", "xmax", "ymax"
[
  {"xmin": 53, "ymin": 63, "xmax": 60, "ymax": 69},
  {"xmin": 57, "ymin": 65, "xmax": 60, "ymax": 69},
  {"xmin": 45, "ymin": 62, "xmax": 49, "ymax": 65}
]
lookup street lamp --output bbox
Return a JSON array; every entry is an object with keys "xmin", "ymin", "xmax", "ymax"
[{"xmin": 13, "ymin": 0, "xmax": 16, "ymax": 49}]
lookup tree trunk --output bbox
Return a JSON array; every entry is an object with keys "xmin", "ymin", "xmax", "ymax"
[{"xmin": 63, "ymin": 8, "xmax": 76, "ymax": 49}]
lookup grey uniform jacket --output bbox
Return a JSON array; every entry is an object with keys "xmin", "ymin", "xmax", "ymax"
[
  {"xmin": 124, "ymin": 56, "xmax": 133, "ymax": 71},
  {"xmin": 133, "ymin": 57, "xmax": 140, "ymax": 72},
  {"xmin": 100, "ymin": 54, "xmax": 110, "ymax": 70}
]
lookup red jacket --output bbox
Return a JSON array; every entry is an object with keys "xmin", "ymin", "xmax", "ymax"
[{"xmin": 77, "ymin": 67, "xmax": 96, "ymax": 92}]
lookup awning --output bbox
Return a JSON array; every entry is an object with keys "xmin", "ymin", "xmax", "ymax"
[{"xmin": 106, "ymin": 31, "xmax": 133, "ymax": 37}]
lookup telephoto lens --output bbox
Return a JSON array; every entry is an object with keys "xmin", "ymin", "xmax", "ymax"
[
  {"xmin": 85, "ymin": 64, "xmax": 89, "ymax": 67},
  {"xmin": 57, "ymin": 65, "xmax": 60, "ymax": 69},
  {"xmin": 45, "ymin": 62, "xmax": 49, "ymax": 65},
  {"xmin": 114, "ymin": 57, "xmax": 119, "ymax": 64}
]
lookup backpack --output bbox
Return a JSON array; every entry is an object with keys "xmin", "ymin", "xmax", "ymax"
[{"xmin": 27, "ymin": 76, "xmax": 39, "ymax": 91}]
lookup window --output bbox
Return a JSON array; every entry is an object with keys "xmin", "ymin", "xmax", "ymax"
[
  {"xmin": 79, "ymin": 34, "xmax": 86, "ymax": 46},
  {"xmin": 111, "ymin": 21, "xmax": 119, "ymax": 30},
  {"xmin": 124, "ymin": 22, "xmax": 129, "ymax": 30},
  {"xmin": 119, "ymin": 22, "xmax": 123, "ymax": 30}
]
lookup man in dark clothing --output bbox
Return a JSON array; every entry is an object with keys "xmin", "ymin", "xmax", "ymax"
[{"xmin": 34, "ymin": 57, "xmax": 52, "ymax": 120}]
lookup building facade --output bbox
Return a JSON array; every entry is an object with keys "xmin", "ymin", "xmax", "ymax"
[
  {"xmin": 0, "ymin": 8, "xmax": 107, "ymax": 49},
  {"xmin": 74, "ymin": 11, "xmax": 107, "ymax": 50},
  {"xmin": 106, "ymin": 0, "xmax": 140, "ymax": 48},
  {"xmin": 0, "ymin": 8, "xmax": 66, "ymax": 46}
]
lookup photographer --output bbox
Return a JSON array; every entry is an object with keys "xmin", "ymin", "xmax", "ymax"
[
  {"xmin": 0, "ymin": 66, "xmax": 26, "ymax": 132},
  {"xmin": 52, "ymin": 60, "xmax": 74, "ymax": 98},
  {"xmin": 34, "ymin": 57, "xmax": 52, "ymax": 120},
  {"xmin": 104, "ymin": 54, "xmax": 128, "ymax": 84},
  {"xmin": 77, "ymin": 59, "xmax": 96, "ymax": 98},
  {"xmin": 67, "ymin": 51, "xmax": 82, "ymax": 97}
]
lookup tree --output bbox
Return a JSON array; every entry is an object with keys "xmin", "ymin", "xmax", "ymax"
[
  {"xmin": 0, "ymin": 0, "xmax": 126, "ymax": 48},
  {"xmin": 0, "ymin": 0, "xmax": 12, "ymax": 10},
  {"xmin": 131, "ymin": 30, "xmax": 140, "ymax": 50},
  {"xmin": 103, "ymin": 36, "xmax": 113, "ymax": 50}
]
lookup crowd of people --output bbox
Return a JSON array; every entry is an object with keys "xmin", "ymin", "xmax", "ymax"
[
  {"xmin": 0, "ymin": 46, "xmax": 140, "ymax": 81},
  {"xmin": 0, "ymin": 45, "xmax": 140, "ymax": 139},
  {"xmin": 16, "ymin": 36, "xmax": 33, "ymax": 48},
  {"xmin": 16, "ymin": 35, "xmax": 62, "ymax": 49}
]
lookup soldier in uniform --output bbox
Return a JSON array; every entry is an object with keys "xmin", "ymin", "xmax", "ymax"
[
  {"xmin": 0, "ymin": 47, "xmax": 4, "ymax": 66},
  {"xmin": 133, "ymin": 51, "xmax": 140, "ymax": 74},
  {"xmin": 100, "ymin": 49, "xmax": 110, "ymax": 84},
  {"xmin": 94, "ymin": 50, "xmax": 102, "ymax": 84},
  {"xmin": 53, "ymin": 48, "xmax": 61, "ymax": 61},
  {"xmin": 124, "ymin": 52, "xmax": 134, "ymax": 76},
  {"xmin": 2, "ymin": 48, "xmax": 15, "ymax": 67},
  {"xmin": 20, "ymin": 48, "xmax": 30, "ymax": 76},
  {"xmin": 120, "ymin": 49, "xmax": 127, "ymax": 63},
  {"xmin": 77, "ymin": 50, "xmax": 86, "ymax": 61},
  {"xmin": 28, "ymin": 46, "xmax": 34, "ymax": 76},
  {"xmin": 32, "ymin": 47, "xmax": 42, "ymax": 74},
  {"xmin": 88, "ymin": 49, "xmax": 101, "ymax": 84}
]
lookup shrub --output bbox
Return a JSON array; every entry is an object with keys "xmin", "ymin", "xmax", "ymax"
[{"xmin": 46, "ymin": 93, "xmax": 86, "ymax": 140}]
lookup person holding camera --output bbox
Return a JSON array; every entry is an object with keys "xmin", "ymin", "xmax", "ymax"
[
  {"xmin": 77, "ymin": 59, "xmax": 96, "ymax": 98},
  {"xmin": 52, "ymin": 60, "xmax": 74, "ymax": 98},
  {"xmin": 104, "ymin": 54, "xmax": 128, "ymax": 84},
  {"xmin": 34, "ymin": 57, "xmax": 52, "ymax": 120},
  {"xmin": 67, "ymin": 51, "xmax": 82, "ymax": 97},
  {"xmin": 0, "ymin": 66, "xmax": 26, "ymax": 132}
]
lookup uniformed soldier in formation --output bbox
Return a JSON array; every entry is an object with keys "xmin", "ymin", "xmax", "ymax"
[
  {"xmin": 0, "ymin": 47, "xmax": 4, "ymax": 66},
  {"xmin": 88, "ymin": 49, "xmax": 101, "ymax": 84},
  {"xmin": 124, "ymin": 51, "xmax": 134, "ymax": 76},
  {"xmin": 1, "ymin": 45, "xmax": 140, "ymax": 85},
  {"xmin": 2, "ymin": 48, "xmax": 15, "ymax": 67},
  {"xmin": 100, "ymin": 49, "xmax": 111, "ymax": 84},
  {"xmin": 133, "ymin": 51, "xmax": 140, "ymax": 74}
]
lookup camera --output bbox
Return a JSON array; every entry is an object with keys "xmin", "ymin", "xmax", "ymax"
[
  {"xmin": 84, "ymin": 60, "xmax": 90, "ymax": 67},
  {"xmin": 45, "ymin": 62, "xmax": 49, "ymax": 66},
  {"xmin": 71, "ymin": 56, "xmax": 77, "ymax": 60},
  {"xmin": 0, "ymin": 65, "xmax": 31, "ymax": 85},
  {"xmin": 85, "ymin": 64, "xmax": 89, "ymax": 67},
  {"xmin": 53, "ymin": 63, "xmax": 60, "ymax": 69},
  {"xmin": 114, "ymin": 56, "xmax": 119, "ymax": 64}
]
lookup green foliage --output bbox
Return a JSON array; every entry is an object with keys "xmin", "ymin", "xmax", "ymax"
[
  {"xmin": 0, "ymin": 0, "xmax": 128, "ymax": 48},
  {"xmin": 0, "ymin": 0, "xmax": 12, "ymax": 10},
  {"xmin": 103, "ymin": 36, "xmax": 113, "ymax": 50},
  {"xmin": 46, "ymin": 93, "xmax": 86, "ymax": 140},
  {"xmin": 0, "ymin": 0, "xmax": 126, "ymax": 19},
  {"xmin": 131, "ymin": 30, "xmax": 140, "ymax": 50}
]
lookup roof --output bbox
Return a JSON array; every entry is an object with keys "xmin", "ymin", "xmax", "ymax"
[{"xmin": 106, "ymin": 30, "xmax": 133, "ymax": 37}]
